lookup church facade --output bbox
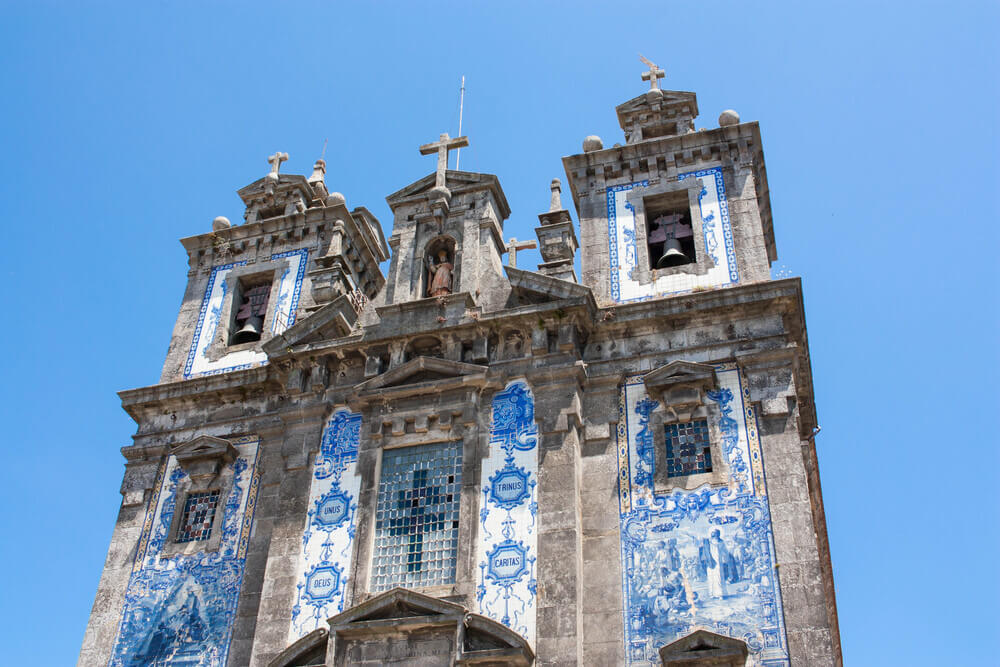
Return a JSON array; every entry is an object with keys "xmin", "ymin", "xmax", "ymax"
[{"xmin": 80, "ymin": 69, "xmax": 841, "ymax": 666}]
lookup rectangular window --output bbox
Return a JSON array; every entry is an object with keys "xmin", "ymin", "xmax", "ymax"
[
  {"xmin": 175, "ymin": 490, "xmax": 220, "ymax": 543},
  {"xmin": 371, "ymin": 441, "xmax": 462, "ymax": 592},
  {"xmin": 664, "ymin": 420, "xmax": 712, "ymax": 478}
]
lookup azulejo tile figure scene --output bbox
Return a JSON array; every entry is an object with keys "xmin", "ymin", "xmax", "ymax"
[
  {"xmin": 81, "ymin": 61, "xmax": 841, "ymax": 667},
  {"xmin": 618, "ymin": 367, "xmax": 789, "ymax": 666},
  {"xmin": 109, "ymin": 437, "xmax": 262, "ymax": 666},
  {"xmin": 288, "ymin": 409, "xmax": 362, "ymax": 642},
  {"xmin": 476, "ymin": 380, "xmax": 540, "ymax": 644}
]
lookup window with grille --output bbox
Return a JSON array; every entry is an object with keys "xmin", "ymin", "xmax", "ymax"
[
  {"xmin": 370, "ymin": 441, "xmax": 462, "ymax": 592},
  {"xmin": 175, "ymin": 490, "xmax": 220, "ymax": 543},
  {"xmin": 664, "ymin": 420, "xmax": 712, "ymax": 478}
]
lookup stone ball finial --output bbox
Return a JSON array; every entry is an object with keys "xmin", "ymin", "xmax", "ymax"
[
  {"xmin": 583, "ymin": 135, "xmax": 603, "ymax": 152},
  {"xmin": 719, "ymin": 109, "xmax": 740, "ymax": 127},
  {"xmin": 325, "ymin": 192, "xmax": 346, "ymax": 207},
  {"xmin": 212, "ymin": 216, "xmax": 231, "ymax": 231}
]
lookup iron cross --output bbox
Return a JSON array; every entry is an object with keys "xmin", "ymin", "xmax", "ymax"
[
  {"xmin": 639, "ymin": 54, "xmax": 665, "ymax": 92},
  {"xmin": 505, "ymin": 237, "xmax": 537, "ymax": 268},
  {"xmin": 419, "ymin": 133, "xmax": 469, "ymax": 189}
]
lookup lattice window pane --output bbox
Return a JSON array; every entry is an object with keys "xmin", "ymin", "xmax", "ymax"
[
  {"xmin": 371, "ymin": 441, "xmax": 462, "ymax": 591},
  {"xmin": 664, "ymin": 419, "xmax": 712, "ymax": 478},
  {"xmin": 176, "ymin": 490, "xmax": 220, "ymax": 543}
]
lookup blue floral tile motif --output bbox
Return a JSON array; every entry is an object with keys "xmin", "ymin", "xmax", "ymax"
[
  {"xmin": 371, "ymin": 441, "xmax": 463, "ymax": 591},
  {"xmin": 477, "ymin": 380, "xmax": 538, "ymax": 645},
  {"xmin": 108, "ymin": 437, "xmax": 262, "ymax": 667},
  {"xmin": 617, "ymin": 369, "xmax": 789, "ymax": 666},
  {"xmin": 289, "ymin": 409, "xmax": 362, "ymax": 643},
  {"xmin": 606, "ymin": 167, "xmax": 737, "ymax": 303},
  {"xmin": 184, "ymin": 248, "xmax": 309, "ymax": 379}
]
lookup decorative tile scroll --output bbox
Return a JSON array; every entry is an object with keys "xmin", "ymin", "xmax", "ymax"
[
  {"xmin": 476, "ymin": 380, "xmax": 539, "ymax": 646},
  {"xmin": 617, "ymin": 368, "xmax": 788, "ymax": 666},
  {"xmin": 289, "ymin": 409, "xmax": 363, "ymax": 643},
  {"xmin": 108, "ymin": 437, "xmax": 261, "ymax": 667},
  {"xmin": 607, "ymin": 167, "xmax": 737, "ymax": 303},
  {"xmin": 183, "ymin": 248, "xmax": 308, "ymax": 378}
]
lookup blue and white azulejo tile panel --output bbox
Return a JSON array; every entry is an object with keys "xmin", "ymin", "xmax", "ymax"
[
  {"xmin": 288, "ymin": 409, "xmax": 362, "ymax": 643},
  {"xmin": 616, "ymin": 367, "xmax": 789, "ymax": 666},
  {"xmin": 108, "ymin": 437, "xmax": 262, "ymax": 667},
  {"xmin": 476, "ymin": 380, "xmax": 539, "ymax": 646},
  {"xmin": 183, "ymin": 248, "xmax": 308, "ymax": 378},
  {"xmin": 606, "ymin": 167, "xmax": 737, "ymax": 303}
]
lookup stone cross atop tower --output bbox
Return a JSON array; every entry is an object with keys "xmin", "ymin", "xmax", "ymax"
[
  {"xmin": 504, "ymin": 238, "xmax": 537, "ymax": 268},
  {"xmin": 419, "ymin": 133, "xmax": 469, "ymax": 190},
  {"xmin": 267, "ymin": 151, "xmax": 289, "ymax": 177},
  {"xmin": 639, "ymin": 54, "xmax": 665, "ymax": 91}
]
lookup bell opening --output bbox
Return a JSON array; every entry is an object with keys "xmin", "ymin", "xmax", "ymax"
[
  {"xmin": 645, "ymin": 203, "xmax": 696, "ymax": 270},
  {"xmin": 229, "ymin": 278, "xmax": 272, "ymax": 346}
]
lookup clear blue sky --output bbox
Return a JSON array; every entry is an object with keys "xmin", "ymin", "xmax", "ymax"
[{"xmin": 0, "ymin": 2, "xmax": 996, "ymax": 664}]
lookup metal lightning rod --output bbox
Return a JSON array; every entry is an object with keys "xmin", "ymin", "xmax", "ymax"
[{"xmin": 455, "ymin": 75, "xmax": 465, "ymax": 170}]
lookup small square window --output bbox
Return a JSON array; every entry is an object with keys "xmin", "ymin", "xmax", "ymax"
[
  {"xmin": 175, "ymin": 490, "xmax": 220, "ymax": 543},
  {"xmin": 664, "ymin": 419, "xmax": 712, "ymax": 478}
]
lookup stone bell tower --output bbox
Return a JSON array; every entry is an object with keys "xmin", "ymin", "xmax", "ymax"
[{"xmin": 377, "ymin": 133, "xmax": 511, "ymax": 311}]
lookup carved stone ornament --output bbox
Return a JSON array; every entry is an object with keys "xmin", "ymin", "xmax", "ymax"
[
  {"xmin": 171, "ymin": 435, "xmax": 238, "ymax": 489},
  {"xmin": 644, "ymin": 360, "xmax": 718, "ymax": 422},
  {"xmin": 659, "ymin": 628, "xmax": 748, "ymax": 666}
]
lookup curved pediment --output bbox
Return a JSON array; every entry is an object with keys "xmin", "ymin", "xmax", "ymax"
[{"xmin": 329, "ymin": 588, "xmax": 533, "ymax": 666}]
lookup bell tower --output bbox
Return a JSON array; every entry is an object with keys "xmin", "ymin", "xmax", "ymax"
[
  {"xmin": 378, "ymin": 133, "xmax": 511, "ymax": 311},
  {"xmin": 563, "ymin": 61, "xmax": 776, "ymax": 305}
]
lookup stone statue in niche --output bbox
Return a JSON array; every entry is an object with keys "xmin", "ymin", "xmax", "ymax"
[{"xmin": 426, "ymin": 248, "xmax": 454, "ymax": 297}]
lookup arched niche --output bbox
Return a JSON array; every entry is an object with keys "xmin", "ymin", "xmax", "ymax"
[{"xmin": 422, "ymin": 235, "xmax": 458, "ymax": 298}]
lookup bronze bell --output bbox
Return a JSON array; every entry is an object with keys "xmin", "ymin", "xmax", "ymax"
[
  {"xmin": 656, "ymin": 238, "xmax": 689, "ymax": 268},
  {"xmin": 232, "ymin": 315, "xmax": 264, "ymax": 344}
]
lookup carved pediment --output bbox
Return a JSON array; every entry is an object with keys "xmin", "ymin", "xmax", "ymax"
[
  {"xmin": 268, "ymin": 628, "xmax": 328, "ymax": 667},
  {"xmin": 504, "ymin": 265, "xmax": 594, "ymax": 306},
  {"xmin": 615, "ymin": 89, "xmax": 698, "ymax": 115},
  {"xmin": 659, "ymin": 629, "xmax": 748, "ymax": 666},
  {"xmin": 355, "ymin": 357, "xmax": 487, "ymax": 397},
  {"xmin": 321, "ymin": 588, "xmax": 532, "ymax": 667},
  {"xmin": 644, "ymin": 361, "xmax": 718, "ymax": 421},
  {"xmin": 171, "ymin": 435, "xmax": 238, "ymax": 486},
  {"xmin": 386, "ymin": 170, "xmax": 511, "ymax": 219}
]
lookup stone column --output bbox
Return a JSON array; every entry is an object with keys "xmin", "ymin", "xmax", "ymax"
[
  {"xmin": 531, "ymin": 375, "xmax": 585, "ymax": 666},
  {"xmin": 245, "ymin": 412, "xmax": 325, "ymax": 667}
]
